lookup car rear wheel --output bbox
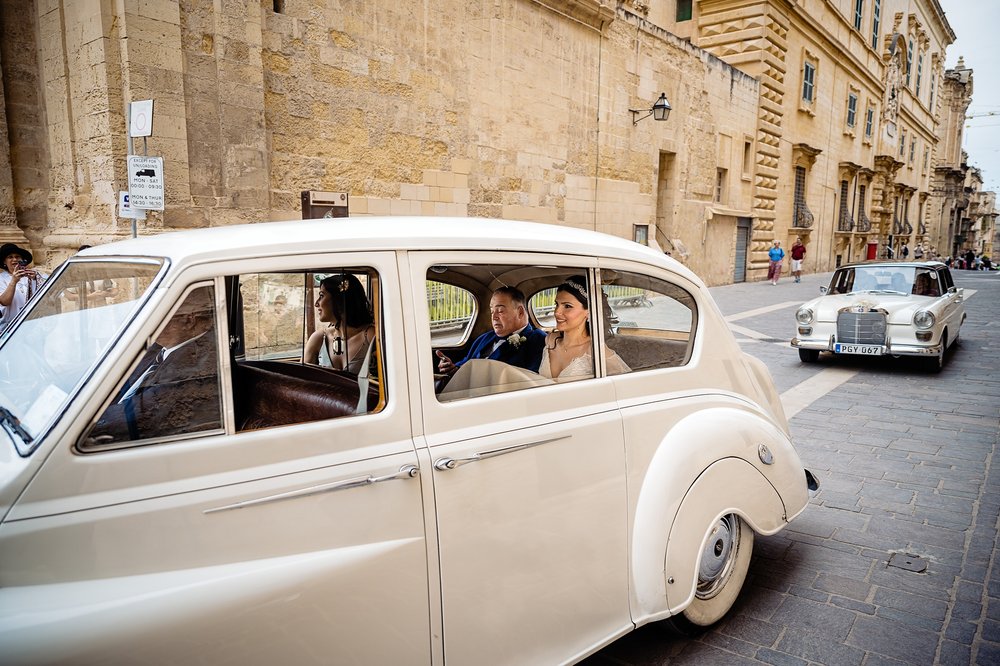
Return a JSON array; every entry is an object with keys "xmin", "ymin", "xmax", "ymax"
[
  {"xmin": 665, "ymin": 513, "xmax": 754, "ymax": 636},
  {"xmin": 798, "ymin": 348, "xmax": 819, "ymax": 363}
]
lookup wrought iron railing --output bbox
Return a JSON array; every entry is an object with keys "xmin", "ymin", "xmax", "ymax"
[
  {"xmin": 837, "ymin": 204, "xmax": 855, "ymax": 232},
  {"xmin": 856, "ymin": 211, "xmax": 872, "ymax": 232},
  {"xmin": 793, "ymin": 203, "xmax": 815, "ymax": 228}
]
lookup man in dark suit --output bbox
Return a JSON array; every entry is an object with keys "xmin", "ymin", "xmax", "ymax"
[
  {"xmin": 87, "ymin": 286, "xmax": 222, "ymax": 445},
  {"xmin": 437, "ymin": 286, "xmax": 546, "ymax": 377}
]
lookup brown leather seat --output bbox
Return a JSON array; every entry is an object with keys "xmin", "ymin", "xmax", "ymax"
[{"xmin": 234, "ymin": 360, "xmax": 379, "ymax": 430}]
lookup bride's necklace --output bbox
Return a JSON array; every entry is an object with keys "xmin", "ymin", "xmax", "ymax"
[{"xmin": 329, "ymin": 324, "xmax": 370, "ymax": 358}]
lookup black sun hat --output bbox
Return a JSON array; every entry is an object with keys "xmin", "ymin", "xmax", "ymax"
[{"xmin": 0, "ymin": 243, "xmax": 32, "ymax": 265}]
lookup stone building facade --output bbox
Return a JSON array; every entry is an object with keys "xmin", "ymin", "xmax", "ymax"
[
  {"xmin": 928, "ymin": 58, "xmax": 973, "ymax": 259},
  {"xmin": 964, "ymin": 171, "xmax": 996, "ymax": 260},
  {"xmin": 660, "ymin": 0, "xmax": 958, "ymax": 273},
  {"xmin": 0, "ymin": 0, "xmax": 765, "ymax": 285}
]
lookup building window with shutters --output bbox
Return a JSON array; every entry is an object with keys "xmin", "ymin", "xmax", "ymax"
[
  {"xmin": 915, "ymin": 52, "xmax": 924, "ymax": 98},
  {"xmin": 793, "ymin": 166, "xmax": 814, "ymax": 228},
  {"xmin": 676, "ymin": 0, "xmax": 692, "ymax": 21},
  {"xmin": 802, "ymin": 62, "xmax": 815, "ymax": 103},
  {"xmin": 899, "ymin": 128, "xmax": 907, "ymax": 157},
  {"xmin": 871, "ymin": 0, "xmax": 881, "ymax": 49},
  {"xmin": 906, "ymin": 38, "xmax": 914, "ymax": 87},
  {"xmin": 929, "ymin": 71, "xmax": 936, "ymax": 109},
  {"xmin": 864, "ymin": 104, "xmax": 875, "ymax": 141},
  {"xmin": 846, "ymin": 92, "xmax": 858, "ymax": 130},
  {"xmin": 909, "ymin": 137, "xmax": 916, "ymax": 166},
  {"xmin": 854, "ymin": 0, "xmax": 864, "ymax": 31}
]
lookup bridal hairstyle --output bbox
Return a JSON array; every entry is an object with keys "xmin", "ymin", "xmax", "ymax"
[
  {"xmin": 319, "ymin": 273, "xmax": 373, "ymax": 328},
  {"xmin": 555, "ymin": 275, "xmax": 590, "ymax": 336}
]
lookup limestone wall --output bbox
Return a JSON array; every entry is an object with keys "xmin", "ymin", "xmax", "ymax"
[{"xmin": 2, "ymin": 0, "xmax": 759, "ymax": 285}]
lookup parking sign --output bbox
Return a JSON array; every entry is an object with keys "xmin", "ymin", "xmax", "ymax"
[{"xmin": 127, "ymin": 155, "xmax": 164, "ymax": 210}]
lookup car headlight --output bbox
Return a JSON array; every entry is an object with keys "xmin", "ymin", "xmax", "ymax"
[
  {"xmin": 913, "ymin": 310, "xmax": 936, "ymax": 329},
  {"xmin": 795, "ymin": 307, "xmax": 814, "ymax": 325}
]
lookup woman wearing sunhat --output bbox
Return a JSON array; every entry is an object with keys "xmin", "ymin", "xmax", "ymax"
[{"xmin": 0, "ymin": 242, "xmax": 47, "ymax": 330}]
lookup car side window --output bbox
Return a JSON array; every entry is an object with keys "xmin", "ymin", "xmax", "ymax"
[
  {"xmin": 600, "ymin": 271, "xmax": 697, "ymax": 371},
  {"xmin": 912, "ymin": 269, "xmax": 940, "ymax": 296},
  {"xmin": 432, "ymin": 265, "xmax": 605, "ymax": 401},
  {"xmin": 427, "ymin": 279, "xmax": 477, "ymax": 347},
  {"xmin": 938, "ymin": 268, "xmax": 955, "ymax": 291},
  {"xmin": 82, "ymin": 284, "xmax": 223, "ymax": 449},
  {"xmin": 240, "ymin": 273, "xmax": 308, "ymax": 360},
  {"xmin": 231, "ymin": 268, "xmax": 385, "ymax": 431}
]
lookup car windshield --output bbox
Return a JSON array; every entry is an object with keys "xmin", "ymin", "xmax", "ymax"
[
  {"xmin": 828, "ymin": 266, "xmax": 916, "ymax": 295},
  {"xmin": 0, "ymin": 259, "xmax": 164, "ymax": 454}
]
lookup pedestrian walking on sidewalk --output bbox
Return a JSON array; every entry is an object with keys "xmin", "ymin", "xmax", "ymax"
[
  {"xmin": 790, "ymin": 236, "xmax": 806, "ymax": 283},
  {"xmin": 767, "ymin": 240, "xmax": 785, "ymax": 285}
]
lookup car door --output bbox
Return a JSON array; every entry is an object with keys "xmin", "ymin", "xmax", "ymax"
[
  {"xmin": 935, "ymin": 266, "xmax": 963, "ymax": 336},
  {"xmin": 407, "ymin": 255, "xmax": 630, "ymax": 665},
  {"xmin": 0, "ymin": 252, "xmax": 431, "ymax": 665}
]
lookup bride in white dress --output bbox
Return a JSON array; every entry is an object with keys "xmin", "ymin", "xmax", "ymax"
[{"xmin": 539, "ymin": 278, "xmax": 629, "ymax": 381}]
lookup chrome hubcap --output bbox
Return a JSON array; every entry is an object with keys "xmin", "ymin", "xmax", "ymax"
[{"xmin": 696, "ymin": 514, "xmax": 738, "ymax": 600}]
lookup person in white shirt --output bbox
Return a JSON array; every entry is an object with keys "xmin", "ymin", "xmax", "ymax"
[{"xmin": 0, "ymin": 243, "xmax": 47, "ymax": 331}]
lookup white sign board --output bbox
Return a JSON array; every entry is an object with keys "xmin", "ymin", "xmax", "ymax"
[
  {"xmin": 129, "ymin": 100, "xmax": 154, "ymax": 137},
  {"xmin": 118, "ymin": 190, "xmax": 146, "ymax": 219},
  {"xmin": 127, "ymin": 155, "xmax": 165, "ymax": 211}
]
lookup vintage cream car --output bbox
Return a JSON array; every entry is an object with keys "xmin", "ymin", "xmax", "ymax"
[
  {"xmin": 791, "ymin": 261, "xmax": 965, "ymax": 371},
  {"xmin": 0, "ymin": 219, "xmax": 813, "ymax": 664}
]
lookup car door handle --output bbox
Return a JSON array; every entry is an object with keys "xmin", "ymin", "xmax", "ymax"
[
  {"xmin": 433, "ymin": 435, "xmax": 571, "ymax": 471},
  {"xmin": 204, "ymin": 464, "xmax": 419, "ymax": 514}
]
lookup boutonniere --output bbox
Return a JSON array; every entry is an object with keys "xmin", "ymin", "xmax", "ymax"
[{"xmin": 506, "ymin": 333, "xmax": 526, "ymax": 349}]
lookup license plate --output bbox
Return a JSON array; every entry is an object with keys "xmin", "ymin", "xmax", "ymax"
[{"xmin": 834, "ymin": 343, "xmax": 884, "ymax": 355}]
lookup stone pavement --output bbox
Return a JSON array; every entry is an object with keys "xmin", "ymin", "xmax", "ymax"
[{"xmin": 588, "ymin": 268, "xmax": 1000, "ymax": 665}]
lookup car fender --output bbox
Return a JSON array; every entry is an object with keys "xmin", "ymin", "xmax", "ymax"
[
  {"xmin": 661, "ymin": 457, "xmax": 783, "ymax": 616},
  {"xmin": 629, "ymin": 406, "xmax": 806, "ymax": 623}
]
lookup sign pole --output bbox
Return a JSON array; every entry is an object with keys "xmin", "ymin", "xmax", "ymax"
[{"xmin": 126, "ymin": 101, "xmax": 137, "ymax": 237}]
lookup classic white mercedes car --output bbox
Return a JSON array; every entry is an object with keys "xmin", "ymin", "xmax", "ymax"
[
  {"xmin": 0, "ymin": 218, "xmax": 813, "ymax": 665},
  {"xmin": 791, "ymin": 261, "xmax": 965, "ymax": 371}
]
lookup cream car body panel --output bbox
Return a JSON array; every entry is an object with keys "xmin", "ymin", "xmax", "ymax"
[
  {"xmin": 407, "ymin": 251, "xmax": 630, "ymax": 665},
  {"xmin": 0, "ymin": 249, "xmax": 431, "ymax": 665},
  {"xmin": 0, "ymin": 218, "xmax": 812, "ymax": 664}
]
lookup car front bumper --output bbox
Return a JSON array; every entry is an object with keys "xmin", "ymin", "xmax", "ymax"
[{"xmin": 791, "ymin": 336, "xmax": 943, "ymax": 357}]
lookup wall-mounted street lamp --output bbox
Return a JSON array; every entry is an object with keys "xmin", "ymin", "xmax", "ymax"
[{"xmin": 630, "ymin": 93, "xmax": 671, "ymax": 125}]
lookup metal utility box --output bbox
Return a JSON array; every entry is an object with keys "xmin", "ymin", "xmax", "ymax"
[{"xmin": 301, "ymin": 191, "xmax": 349, "ymax": 219}]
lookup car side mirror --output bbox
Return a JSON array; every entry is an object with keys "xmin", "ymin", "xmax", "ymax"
[{"xmin": 819, "ymin": 286, "xmax": 827, "ymax": 294}]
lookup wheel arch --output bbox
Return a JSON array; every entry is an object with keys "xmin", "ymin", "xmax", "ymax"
[
  {"xmin": 661, "ymin": 458, "xmax": 783, "ymax": 616},
  {"xmin": 628, "ymin": 406, "xmax": 805, "ymax": 625}
]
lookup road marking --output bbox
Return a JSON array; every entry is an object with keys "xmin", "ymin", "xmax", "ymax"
[
  {"xmin": 781, "ymin": 367, "xmax": 859, "ymax": 420},
  {"xmin": 725, "ymin": 301, "xmax": 801, "ymax": 322},
  {"xmin": 728, "ymin": 323, "xmax": 784, "ymax": 342}
]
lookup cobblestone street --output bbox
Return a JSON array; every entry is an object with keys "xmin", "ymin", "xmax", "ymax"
[{"xmin": 588, "ymin": 268, "xmax": 1000, "ymax": 665}]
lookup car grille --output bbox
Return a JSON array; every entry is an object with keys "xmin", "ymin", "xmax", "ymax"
[{"xmin": 836, "ymin": 311, "xmax": 887, "ymax": 344}]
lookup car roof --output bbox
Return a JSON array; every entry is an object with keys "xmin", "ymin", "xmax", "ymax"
[
  {"xmin": 75, "ymin": 217, "xmax": 701, "ymax": 283},
  {"xmin": 836, "ymin": 260, "xmax": 946, "ymax": 270}
]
